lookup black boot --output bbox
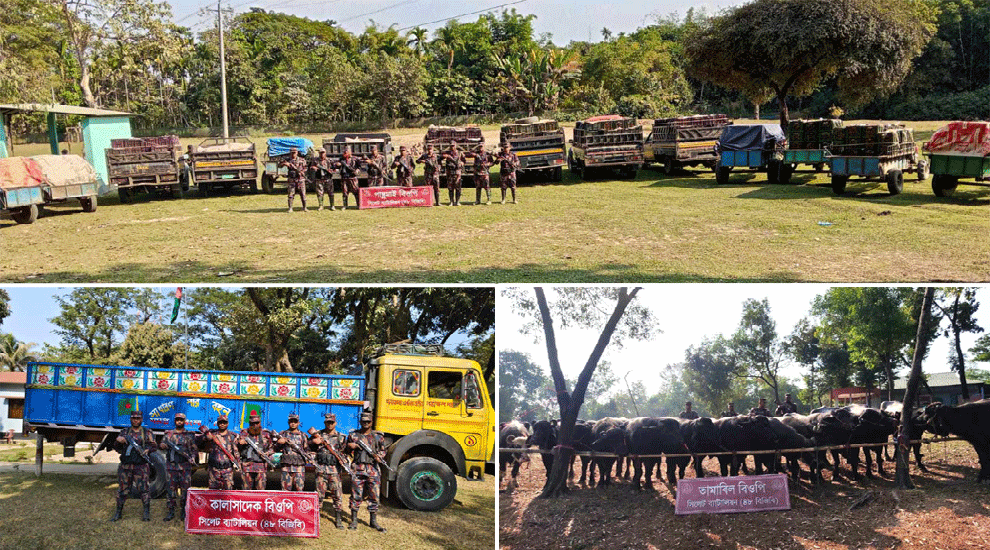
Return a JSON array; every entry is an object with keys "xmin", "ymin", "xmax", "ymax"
[
  {"xmin": 348, "ymin": 510, "xmax": 359, "ymax": 530},
  {"xmin": 142, "ymin": 502, "xmax": 151, "ymax": 521},
  {"xmin": 476, "ymin": 188, "xmax": 482, "ymax": 204},
  {"xmin": 179, "ymin": 504, "xmax": 185, "ymax": 521},
  {"xmin": 110, "ymin": 502, "xmax": 124, "ymax": 522},
  {"xmin": 335, "ymin": 510, "xmax": 343, "ymax": 530},
  {"xmin": 164, "ymin": 507, "xmax": 175, "ymax": 522},
  {"xmin": 455, "ymin": 189, "xmax": 462, "ymax": 206},
  {"xmin": 369, "ymin": 511, "xmax": 386, "ymax": 532}
]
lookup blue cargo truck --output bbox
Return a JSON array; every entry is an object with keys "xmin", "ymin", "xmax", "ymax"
[{"xmin": 23, "ymin": 344, "xmax": 496, "ymax": 511}]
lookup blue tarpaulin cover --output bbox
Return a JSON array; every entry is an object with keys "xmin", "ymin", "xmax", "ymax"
[
  {"xmin": 267, "ymin": 137, "xmax": 314, "ymax": 157},
  {"xmin": 718, "ymin": 124, "xmax": 785, "ymax": 151}
]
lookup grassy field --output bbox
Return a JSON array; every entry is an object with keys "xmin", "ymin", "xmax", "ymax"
[
  {"xmin": 1, "ymin": 121, "xmax": 986, "ymax": 283},
  {"xmin": 0, "ymin": 470, "xmax": 495, "ymax": 550}
]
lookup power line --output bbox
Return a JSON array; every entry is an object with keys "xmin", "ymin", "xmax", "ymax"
[
  {"xmin": 396, "ymin": 0, "xmax": 528, "ymax": 33},
  {"xmin": 339, "ymin": 0, "xmax": 421, "ymax": 24}
]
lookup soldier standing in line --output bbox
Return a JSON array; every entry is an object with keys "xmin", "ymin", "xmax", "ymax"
[
  {"xmin": 391, "ymin": 145, "xmax": 416, "ymax": 188},
  {"xmin": 497, "ymin": 142, "xmax": 520, "ymax": 204},
  {"xmin": 442, "ymin": 143, "xmax": 465, "ymax": 206},
  {"xmin": 775, "ymin": 393, "xmax": 799, "ymax": 416},
  {"xmin": 160, "ymin": 412, "xmax": 198, "ymax": 522},
  {"xmin": 364, "ymin": 146, "xmax": 389, "ymax": 187},
  {"xmin": 312, "ymin": 149, "xmax": 336, "ymax": 211},
  {"xmin": 679, "ymin": 401, "xmax": 700, "ymax": 420},
  {"xmin": 346, "ymin": 411, "xmax": 387, "ymax": 532},
  {"xmin": 469, "ymin": 149, "xmax": 495, "ymax": 205},
  {"xmin": 237, "ymin": 411, "xmax": 273, "ymax": 490},
  {"xmin": 417, "ymin": 143, "xmax": 441, "ymax": 205},
  {"xmin": 334, "ymin": 147, "xmax": 361, "ymax": 209},
  {"xmin": 721, "ymin": 402, "xmax": 739, "ymax": 417},
  {"xmin": 279, "ymin": 147, "xmax": 309, "ymax": 213},
  {"xmin": 309, "ymin": 413, "xmax": 347, "ymax": 529},
  {"xmin": 110, "ymin": 410, "xmax": 157, "ymax": 522},
  {"xmin": 198, "ymin": 414, "xmax": 239, "ymax": 490},
  {"xmin": 276, "ymin": 413, "xmax": 309, "ymax": 491},
  {"xmin": 749, "ymin": 397, "xmax": 771, "ymax": 417}
]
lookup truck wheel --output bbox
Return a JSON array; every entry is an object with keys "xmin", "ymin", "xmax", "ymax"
[
  {"xmin": 130, "ymin": 450, "xmax": 168, "ymax": 499},
  {"xmin": 11, "ymin": 204, "xmax": 38, "ymax": 224},
  {"xmin": 80, "ymin": 196, "xmax": 98, "ymax": 213},
  {"xmin": 118, "ymin": 187, "xmax": 133, "ymax": 204},
  {"xmin": 932, "ymin": 174, "xmax": 958, "ymax": 197},
  {"xmin": 661, "ymin": 157, "xmax": 675, "ymax": 175},
  {"xmin": 261, "ymin": 174, "xmax": 274, "ymax": 194},
  {"xmin": 831, "ymin": 175, "xmax": 848, "ymax": 195},
  {"xmin": 715, "ymin": 166, "xmax": 730, "ymax": 185},
  {"xmin": 778, "ymin": 163, "xmax": 794, "ymax": 185},
  {"xmin": 916, "ymin": 160, "xmax": 929, "ymax": 181},
  {"xmin": 395, "ymin": 457, "xmax": 458, "ymax": 512},
  {"xmin": 886, "ymin": 169, "xmax": 904, "ymax": 195},
  {"xmin": 249, "ymin": 178, "xmax": 259, "ymax": 193},
  {"xmin": 198, "ymin": 183, "xmax": 209, "ymax": 197},
  {"xmin": 553, "ymin": 166, "xmax": 563, "ymax": 182},
  {"xmin": 767, "ymin": 160, "xmax": 780, "ymax": 184},
  {"xmin": 169, "ymin": 184, "xmax": 183, "ymax": 199}
]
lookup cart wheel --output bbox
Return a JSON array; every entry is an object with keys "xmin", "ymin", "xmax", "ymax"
[
  {"xmin": 118, "ymin": 187, "xmax": 133, "ymax": 204},
  {"xmin": 661, "ymin": 157, "xmax": 675, "ymax": 175},
  {"xmin": 932, "ymin": 174, "xmax": 958, "ymax": 197},
  {"xmin": 767, "ymin": 160, "xmax": 780, "ymax": 184},
  {"xmin": 11, "ymin": 204, "xmax": 39, "ymax": 224},
  {"xmin": 249, "ymin": 178, "xmax": 259, "ymax": 193},
  {"xmin": 916, "ymin": 160, "xmax": 929, "ymax": 181},
  {"xmin": 553, "ymin": 166, "xmax": 563, "ymax": 182},
  {"xmin": 778, "ymin": 163, "xmax": 795, "ymax": 185},
  {"xmin": 831, "ymin": 175, "xmax": 848, "ymax": 195},
  {"xmin": 814, "ymin": 163, "xmax": 826, "ymax": 172},
  {"xmin": 169, "ymin": 184, "xmax": 183, "ymax": 199},
  {"xmin": 261, "ymin": 173, "xmax": 274, "ymax": 194},
  {"xmin": 198, "ymin": 182, "xmax": 209, "ymax": 197},
  {"xmin": 81, "ymin": 196, "xmax": 98, "ymax": 213},
  {"xmin": 886, "ymin": 169, "xmax": 904, "ymax": 195},
  {"xmin": 716, "ymin": 165, "xmax": 731, "ymax": 185}
]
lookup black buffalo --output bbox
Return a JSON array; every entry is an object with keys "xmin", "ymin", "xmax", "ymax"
[
  {"xmin": 589, "ymin": 417, "xmax": 629, "ymax": 487},
  {"xmin": 568, "ymin": 420, "xmax": 596, "ymax": 485},
  {"xmin": 843, "ymin": 405, "xmax": 898, "ymax": 479},
  {"xmin": 625, "ymin": 417, "xmax": 686, "ymax": 490},
  {"xmin": 527, "ymin": 419, "xmax": 557, "ymax": 481},
  {"xmin": 881, "ymin": 401, "xmax": 930, "ymax": 473},
  {"xmin": 499, "ymin": 420, "xmax": 530, "ymax": 491},
  {"xmin": 924, "ymin": 399, "xmax": 990, "ymax": 483}
]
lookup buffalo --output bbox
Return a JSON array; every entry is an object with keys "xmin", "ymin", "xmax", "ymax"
[
  {"xmin": 589, "ymin": 417, "xmax": 629, "ymax": 487},
  {"xmin": 924, "ymin": 399, "xmax": 990, "ymax": 483},
  {"xmin": 527, "ymin": 419, "xmax": 557, "ymax": 482},
  {"xmin": 499, "ymin": 420, "xmax": 530, "ymax": 491},
  {"xmin": 625, "ymin": 417, "xmax": 686, "ymax": 490},
  {"xmin": 881, "ymin": 401, "xmax": 930, "ymax": 473}
]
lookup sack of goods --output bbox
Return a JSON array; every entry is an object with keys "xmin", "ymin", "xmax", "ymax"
[
  {"xmin": 30, "ymin": 155, "xmax": 98, "ymax": 187},
  {"xmin": 786, "ymin": 119, "xmax": 843, "ymax": 150},
  {"xmin": 924, "ymin": 122, "xmax": 990, "ymax": 157},
  {"xmin": 832, "ymin": 123, "xmax": 912, "ymax": 156},
  {"xmin": 0, "ymin": 157, "xmax": 45, "ymax": 190}
]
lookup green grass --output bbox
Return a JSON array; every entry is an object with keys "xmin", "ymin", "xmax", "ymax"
[
  {"xmin": 2, "ymin": 121, "xmax": 987, "ymax": 283},
  {"xmin": 0, "ymin": 471, "xmax": 495, "ymax": 550},
  {"xmin": 0, "ymin": 443, "xmax": 63, "ymax": 462}
]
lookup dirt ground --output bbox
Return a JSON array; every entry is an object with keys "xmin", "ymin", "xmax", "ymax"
[{"xmin": 499, "ymin": 440, "xmax": 990, "ymax": 550}]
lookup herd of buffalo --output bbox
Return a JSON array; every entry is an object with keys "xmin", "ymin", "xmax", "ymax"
[{"xmin": 500, "ymin": 399, "xmax": 990, "ymax": 492}]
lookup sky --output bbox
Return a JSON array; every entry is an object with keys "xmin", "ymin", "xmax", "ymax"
[
  {"xmin": 168, "ymin": 0, "xmax": 734, "ymax": 46},
  {"xmin": 498, "ymin": 285, "xmax": 990, "ymax": 399}
]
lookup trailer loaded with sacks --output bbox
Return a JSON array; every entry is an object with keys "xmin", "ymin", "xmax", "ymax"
[
  {"xmin": 828, "ymin": 123, "xmax": 928, "ymax": 195},
  {"xmin": 105, "ymin": 135, "xmax": 183, "ymax": 202},
  {"xmin": 1, "ymin": 155, "xmax": 99, "ymax": 224}
]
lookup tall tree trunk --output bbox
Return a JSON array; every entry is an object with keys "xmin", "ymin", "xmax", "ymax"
[
  {"xmin": 777, "ymin": 93, "xmax": 789, "ymax": 127},
  {"xmin": 896, "ymin": 287, "xmax": 935, "ymax": 489},
  {"xmin": 753, "ymin": 102, "xmax": 760, "ymax": 120},
  {"xmin": 955, "ymin": 324, "xmax": 969, "ymax": 400}
]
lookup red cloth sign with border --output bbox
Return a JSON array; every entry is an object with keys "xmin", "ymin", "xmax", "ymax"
[
  {"xmin": 674, "ymin": 473, "xmax": 791, "ymax": 515},
  {"xmin": 358, "ymin": 185, "xmax": 434, "ymax": 209},
  {"xmin": 184, "ymin": 488, "xmax": 320, "ymax": 537}
]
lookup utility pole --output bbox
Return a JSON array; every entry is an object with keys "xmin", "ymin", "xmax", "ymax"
[{"xmin": 218, "ymin": 1, "xmax": 230, "ymax": 139}]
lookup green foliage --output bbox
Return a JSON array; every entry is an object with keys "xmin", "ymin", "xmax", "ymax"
[
  {"xmin": 973, "ymin": 334, "xmax": 990, "ymax": 363},
  {"xmin": 560, "ymin": 84, "xmax": 615, "ymax": 115},
  {"xmin": 683, "ymin": 336, "xmax": 737, "ymax": 415},
  {"xmin": 0, "ymin": 290, "xmax": 9, "ymax": 327},
  {"xmin": 732, "ymin": 298, "xmax": 785, "ymax": 401},
  {"xmin": 50, "ymin": 288, "xmax": 137, "ymax": 361},
  {"xmin": 499, "ymin": 350, "xmax": 551, "ymax": 423},
  {"xmin": 112, "ymin": 323, "xmax": 185, "ymax": 370},
  {"xmin": 883, "ymin": 86, "xmax": 990, "ymax": 120},
  {"xmin": 0, "ymin": 333, "xmax": 39, "ymax": 372}
]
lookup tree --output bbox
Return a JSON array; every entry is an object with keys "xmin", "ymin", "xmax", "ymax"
[
  {"xmin": 973, "ymin": 334, "xmax": 990, "ymax": 363},
  {"xmin": 785, "ymin": 317, "xmax": 824, "ymax": 405},
  {"xmin": 732, "ymin": 298, "xmax": 786, "ymax": 403},
  {"xmin": 241, "ymin": 288, "xmax": 322, "ymax": 373},
  {"xmin": 684, "ymin": 0, "xmax": 936, "ymax": 125},
  {"xmin": 358, "ymin": 51, "xmax": 428, "ymax": 128},
  {"xmin": 683, "ymin": 335, "xmax": 737, "ymax": 414},
  {"xmin": 0, "ymin": 289, "xmax": 9, "ymax": 327},
  {"xmin": 935, "ymin": 288, "xmax": 983, "ymax": 399},
  {"xmin": 113, "ymin": 322, "xmax": 185, "ymax": 370},
  {"xmin": 51, "ymin": 288, "xmax": 135, "ymax": 360},
  {"xmin": 0, "ymin": 334, "xmax": 39, "ymax": 372},
  {"xmin": 505, "ymin": 287, "xmax": 657, "ymax": 498},
  {"xmin": 498, "ymin": 350, "xmax": 549, "ymax": 423},
  {"xmin": 896, "ymin": 287, "xmax": 936, "ymax": 489},
  {"xmin": 493, "ymin": 47, "xmax": 575, "ymax": 114}
]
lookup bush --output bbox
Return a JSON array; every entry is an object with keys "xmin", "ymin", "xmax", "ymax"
[{"xmin": 884, "ymin": 86, "xmax": 990, "ymax": 121}]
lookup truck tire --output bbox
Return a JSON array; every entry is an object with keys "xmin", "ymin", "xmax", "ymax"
[
  {"xmin": 80, "ymin": 196, "xmax": 98, "ymax": 213},
  {"xmin": 249, "ymin": 178, "xmax": 259, "ymax": 193},
  {"xmin": 118, "ymin": 187, "xmax": 133, "ymax": 204},
  {"xmin": 831, "ymin": 175, "xmax": 848, "ymax": 195},
  {"xmin": 778, "ymin": 163, "xmax": 794, "ymax": 185},
  {"xmin": 552, "ymin": 166, "xmax": 563, "ymax": 182},
  {"xmin": 130, "ymin": 450, "xmax": 168, "ymax": 499},
  {"xmin": 261, "ymin": 173, "xmax": 274, "ymax": 194},
  {"xmin": 11, "ymin": 204, "xmax": 38, "ymax": 224},
  {"xmin": 661, "ymin": 157, "xmax": 675, "ymax": 175},
  {"xmin": 395, "ymin": 457, "xmax": 457, "ymax": 512},
  {"xmin": 767, "ymin": 160, "xmax": 780, "ymax": 184},
  {"xmin": 886, "ymin": 169, "xmax": 904, "ymax": 195},
  {"xmin": 715, "ymin": 165, "xmax": 731, "ymax": 185},
  {"xmin": 932, "ymin": 174, "xmax": 957, "ymax": 197},
  {"xmin": 916, "ymin": 159, "xmax": 929, "ymax": 181},
  {"xmin": 199, "ymin": 183, "xmax": 209, "ymax": 197},
  {"xmin": 169, "ymin": 184, "xmax": 182, "ymax": 199}
]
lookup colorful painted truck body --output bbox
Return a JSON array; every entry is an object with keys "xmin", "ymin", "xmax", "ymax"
[
  {"xmin": 923, "ymin": 121, "xmax": 990, "ymax": 197},
  {"xmin": 568, "ymin": 115, "xmax": 644, "ymax": 179},
  {"xmin": 1, "ymin": 155, "xmax": 98, "ymax": 224},
  {"xmin": 644, "ymin": 114, "xmax": 730, "ymax": 174},
  {"xmin": 190, "ymin": 137, "xmax": 259, "ymax": 196},
  {"xmin": 499, "ymin": 118, "xmax": 566, "ymax": 182}
]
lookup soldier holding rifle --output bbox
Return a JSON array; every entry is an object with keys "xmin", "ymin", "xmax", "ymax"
[
  {"xmin": 497, "ymin": 142, "xmax": 520, "ymax": 204},
  {"xmin": 468, "ymin": 148, "xmax": 495, "ymax": 205},
  {"xmin": 237, "ymin": 411, "xmax": 274, "ymax": 490},
  {"xmin": 110, "ymin": 410, "xmax": 157, "ymax": 522},
  {"xmin": 279, "ymin": 147, "xmax": 309, "ymax": 213},
  {"xmin": 308, "ymin": 413, "xmax": 349, "ymax": 529},
  {"xmin": 364, "ymin": 146, "xmax": 389, "ymax": 187},
  {"xmin": 197, "ymin": 414, "xmax": 239, "ymax": 490},
  {"xmin": 334, "ymin": 147, "xmax": 361, "ymax": 209},
  {"xmin": 277, "ymin": 413, "xmax": 310, "ymax": 491},
  {"xmin": 391, "ymin": 145, "xmax": 417, "ymax": 188},
  {"xmin": 346, "ymin": 411, "xmax": 388, "ymax": 532},
  {"xmin": 442, "ymin": 143, "xmax": 466, "ymax": 206},
  {"xmin": 417, "ymin": 143, "xmax": 441, "ymax": 205},
  {"xmin": 160, "ymin": 412, "xmax": 198, "ymax": 521},
  {"xmin": 313, "ymin": 149, "xmax": 336, "ymax": 211}
]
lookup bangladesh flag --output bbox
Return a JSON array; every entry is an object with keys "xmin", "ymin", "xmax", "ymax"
[
  {"xmin": 117, "ymin": 397, "xmax": 138, "ymax": 416},
  {"xmin": 170, "ymin": 287, "xmax": 183, "ymax": 324},
  {"xmin": 241, "ymin": 402, "xmax": 263, "ymax": 428}
]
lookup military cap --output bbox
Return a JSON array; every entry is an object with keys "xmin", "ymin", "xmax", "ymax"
[
  {"xmin": 217, "ymin": 414, "xmax": 228, "ymax": 423},
  {"xmin": 248, "ymin": 411, "xmax": 261, "ymax": 422},
  {"xmin": 288, "ymin": 413, "xmax": 300, "ymax": 421},
  {"xmin": 360, "ymin": 412, "xmax": 373, "ymax": 422},
  {"xmin": 130, "ymin": 410, "xmax": 142, "ymax": 418},
  {"xmin": 174, "ymin": 412, "xmax": 186, "ymax": 420},
  {"xmin": 324, "ymin": 413, "xmax": 337, "ymax": 422}
]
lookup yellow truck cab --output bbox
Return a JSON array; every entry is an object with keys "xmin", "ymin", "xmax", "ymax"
[{"xmin": 366, "ymin": 344, "xmax": 496, "ymax": 511}]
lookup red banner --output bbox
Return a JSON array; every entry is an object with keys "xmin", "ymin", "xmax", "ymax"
[
  {"xmin": 185, "ymin": 488, "xmax": 320, "ymax": 537},
  {"xmin": 674, "ymin": 473, "xmax": 791, "ymax": 515},
  {"xmin": 359, "ymin": 185, "xmax": 434, "ymax": 209}
]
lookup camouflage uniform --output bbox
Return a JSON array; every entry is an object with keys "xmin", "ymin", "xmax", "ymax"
[
  {"xmin": 365, "ymin": 153, "xmax": 389, "ymax": 187},
  {"xmin": 114, "ymin": 426, "xmax": 157, "ymax": 508},
  {"xmin": 749, "ymin": 406, "xmax": 772, "ymax": 417},
  {"xmin": 310, "ymin": 429, "xmax": 346, "ymax": 512},
  {"xmin": 238, "ymin": 428, "xmax": 274, "ymax": 490},
  {"xmin": 443, "ymin": 150, "xmax": 466, "ymax": 205},
  {"xmin": 417, "ymin": 150, "xmax": 441, "ymax": 205},
  {"xmin": 198, "ymin": 428, "xmax": 239, "ymax": 490},
  {"xmin": 347, "ymin": 430, "xmax": 386, "ymax": 512},
  {"xmin": 281, "ymin": 155, "xmax": 309, "ymax": 211},
  {"xmin": 278, "ymin": 428, "xmax": 309, "ymax": 491},
  {"xmin": 162, "ymin": 427, "xmax": 198, "ymax": 515},
  {"xmin": 313, "ymin": 156, "xmax": 336, "ymax": 210},
  {"xmin": 498, "ymin": 150, "xmax": 520, "ymax": 203},
  {"xmin": 472, "ymin": 152, "xmax": 495, "ymax": 205},
  {"xmin": 336, "ymin": 155, "xmax": 361, "ymax": 209},
  {"xmin": 391, "ymin": 153, "xmax": 416, "ymax": 188}
]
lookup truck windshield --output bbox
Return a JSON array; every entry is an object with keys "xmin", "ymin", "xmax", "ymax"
[{"xmin": 427, "ymin": 371, "xmax": 461, "ymax": 400}]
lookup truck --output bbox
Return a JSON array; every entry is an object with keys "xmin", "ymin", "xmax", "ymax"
[
  {"xmin": 568, "ymin": 115, "xmax": 644, "ymax": 179},
  {"xmin": 23, "ymin": 343, "xmax": 495, "ymax": 512},
  {"xmin": 322, "ymin": 133, "xmax": 393, "ymax": 186},
  {"xmin": 261, "ymin": 137, "xmax": 316, "ymax": 193},
  {"xmin": 498, "ymin": 118, "xmax": 565, "ymax": 182},
  {"xmin": 190, "ymin": 137, "xmax": 259, "ymax": 196},
  {"xmin": 922, "ymin": 121, "xmax": 990, "ymax": 197},
  {"xmin": 105, "ymin": 136, "xmax": 183, "ymax": 202},
  {"xmin": 644, "ymin": 114, "xmax": 730, "ymax": 175},
  {"xmin": 713, "ymin": 124, "xmax": 786, "ymax": 185},
  {"xmin": 828, "ymin": 124, "xmax": 928, "ymax": 195},
  {"xmin": 1, "ymin": 155, "xmax": 99, "ymax": 224},
  {"xmin": 424, "ymin": 126, "xmax": 485, "ymax": 185}
]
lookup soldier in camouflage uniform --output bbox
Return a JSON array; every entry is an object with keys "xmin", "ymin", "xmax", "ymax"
[
  {"xmin": 160, "ymin": 412, "xmax": 198, "ymax": 521},
  {"xmin": 417, "ymin": 143, "xmax": 441, "ymax": 206},
  {"xmin": 334, "ymin": 147, "xmax": 361, "ymax": 209},
  {"xmin": 346, "ymin": 411, "xmax": 387, "ymax": 532},
  {"xmin": 313, "ymin": 149, "xmax": 336, "ymax": 211},
  {"xmin": 111, "ymin": 410, "xmax": 157, "ymax": 522},
  {"xmin": 237, "ymin": 411, "xmax": 273, "ymax": 490},
  {"xmin": 390, "ymin": 145, "xmax": 416, "ymax": 188},
  {"xmin": 276, "ymin": 413, "xmax": 309, "ymax": 491},
  {"xmin": 469, "ymin": 149, "xmax": 495, "ymax": 205},
  {"xmin": 442, "ymin": 143, "xmax": 466, "ymax": 206},
  {"xmin": 498, "ymin": 142, "xmax": 521, "ymax": 204},
  {"xmin": 364, "ymin": 146, "xmax": 389, "ymax": 187},
  {"xmin": 279, "ymin": 147, "xmax": 309, "ymax": 213},
  {"xmin": 309, "ymin": 413, "xmax": 347, "ymax": 529},
  {"xmin": 198, "ymin": 414, "xmax": 239, "ymax": 490}
]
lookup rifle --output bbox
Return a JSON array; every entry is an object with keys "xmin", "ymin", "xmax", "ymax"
[
  {"xmin": 163, "ymin": 434, "xmax": 195, "ymax": 465},
  {"xmin": 278, "ymin": 432, "xmax": 314, "ymax": 463},
  {"xmin": 307, "ymin": 427, "xmax": 354, "ymax": 475},
  {"xmin": 240, "ymin": 431, "xmax": 277, "ymax": 468},
  {"xmin": 352, "ymin": 435, "xmax": 394, "ymax": 475},
  {"xmin": 198, "ymin": 425, "xmax": 241, "ymax": 471},
  {"xmin": 123, "ymin": 430, "xmax": 152, "ymax": 464}
]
